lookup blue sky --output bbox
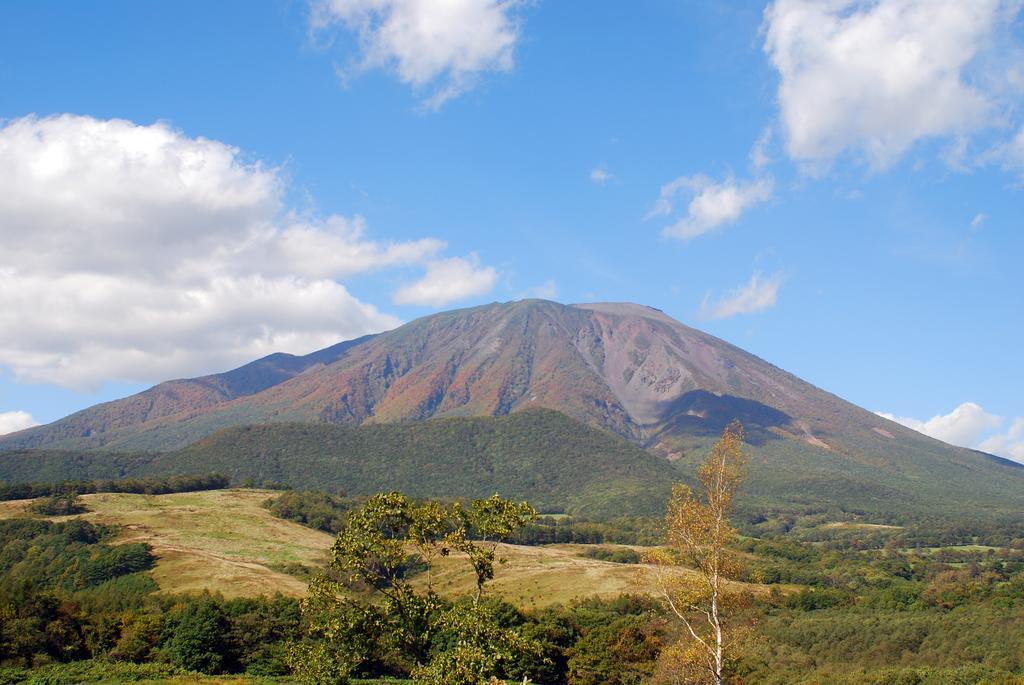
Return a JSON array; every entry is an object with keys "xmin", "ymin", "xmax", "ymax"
[{"xmin": 0, "ymin": 0, "xmax": 1022, "ymax": 460}]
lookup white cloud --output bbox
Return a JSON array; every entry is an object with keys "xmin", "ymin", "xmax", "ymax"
[
  {"xmin": 0, "ymin": 411, "xmax": 38, "ymax": 436},
  {"xmin": 648, "ymin": 175, "xmax": 773, "ymax": 240},
  {"xmin": 393, "ymin": 254, "xmax": 497, "ymax": 307},
  {"xmin": 589, "ymin": 166, "xmax": 612, "ymax": 184},
  {"xmin": 699, "ymin": 271, "xmax": 782, "ymax": 320},
  {"xmin": 313, "ymin": 0, "xmax": 524, "ymax": 109},
  {"xmin": 877, "ymin": 402, "xmax": 1002, "ymax": 446},
  {"xmin": 970, "ymin": 212, "xmax": 988, "ymax": 230},
  {"xmin": 0, "ymin": 114, "xmax": 491, "ymax": 389},
  {"xmin": 876, "ymin": 402, "xmax": 1024, "ymax": 463},
  {"xmin": 979, "ymin": 418, "xmax": 1024, "ymax": 463},
  {"xmin": 762, "ymin": 0, "xmax": 1021, "ymax": 169}
]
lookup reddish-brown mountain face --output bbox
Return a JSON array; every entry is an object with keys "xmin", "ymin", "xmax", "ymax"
[{"xmin": 0, "ymin": 300, "xmax": 993, "ymax": 465}]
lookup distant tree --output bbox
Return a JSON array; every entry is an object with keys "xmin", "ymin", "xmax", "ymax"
[
  {"xmin": 645, "ymin": 421, "xmax": 751, "ymax": 685},
  {"xmin": 27, "ymin": 492, "xmax": 86, "ymax": 516}
]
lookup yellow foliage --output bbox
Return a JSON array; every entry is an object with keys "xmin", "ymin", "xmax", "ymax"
[{"xmin": 645, "ymin": 421, "xmax": 752, "ymax": 685}]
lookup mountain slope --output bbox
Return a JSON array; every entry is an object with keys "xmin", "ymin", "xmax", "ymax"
[
  {"xmin": 0, "ymin": 410, "xmax": 677, "ymax": 517},
  {"xmin": 1, "ymin": 299, "xmax": 1021, "ymax": 520},
  {"xmin": 1, "ymin": 335, "xmax": 373, "ymax": 451}
]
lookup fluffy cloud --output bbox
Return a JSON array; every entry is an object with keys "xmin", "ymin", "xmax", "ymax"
[
  {"xmin": 762, "ymin": 0, "xmax": 1020, "ymax": 169},
  {"xmin": 0, "ymin": 114, "xmax": 494, "ymax": 389},
  {"xmin": 0, "ymin": 411, "xmax": 38, "ymax": 436},
  {"xmin": 877, "ymin": 402, "xmax": 1024, "ymax": 463},
  {"xmin": 312, "ymin": 0, "xmax": 524, "ymax": 109},
  {"xmin": 699, "ymin": 271, "xmax": 782, "ymax": 320},
  {"xmin": 877, "ymin": 402, "xmax": 1002, "ymax": 446},
  {"xmin": 393, "ymin": 254, "xmax": 497, "ymax": 307},
  {"xmin": 648, "ymin": 175, "xmax": 773, "ymax": 240}
]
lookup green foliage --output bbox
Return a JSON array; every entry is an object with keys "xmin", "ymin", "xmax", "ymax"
[
  {"xmin": 0, "ymin": 513, "xmax": 302, "ymax": 676},
  {"xmin": 0, "ymin": 519, "xmax": 154, "ymax": 593},
  {"xmin": 0, "ymin": 659, "xmax": 184, "ymax": 684},
  {"xmin": 5, "ymin": 485, "xmax": 1024, "ymax": 684},
  {"xmin": 0, "ymin": 473, "xmax": 231, "ymax": 502},
  {"xmin": 265, "ymin": 490, "xmax": 355, "ymax": 533},
  {"xmin": 26, "ymin": 493, "xmax": 86, "ymax": 516},
  {"xmin": 576, "ymin": 547, "xmax": 642, "ymax": 564},
  {"xmin": 413, "ymin": 602, "xmax": 542, "ymax": 685},
  {"xmin": 294, "ymin": 491, "xmax": 538, "ymax": 684},
  {"xmin": 161, "ymin": 599, "xmax": 231, "ymax": 673},
  {"xmin": 0, "ymin": 411, "xmax": 677, "ymax": 518},
  {"xmin": 566, "ymin": 613, "xmax": 664, "ymax": 685}
]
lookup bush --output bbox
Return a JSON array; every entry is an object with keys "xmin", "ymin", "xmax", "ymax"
[
  {"xmin": 578, "ymin": 547, "xmax": 642, "ymax": 564},
  {"xmin": 27, "ymin": 494, "xmax": 86, "ymax": 516},
  {"xmin": 161, "ymin": 600, "xmax": 231, "ymax": 674},
  {"xmin": 18, "ymin": 660, "xmax": 183, "ymax": 684}
]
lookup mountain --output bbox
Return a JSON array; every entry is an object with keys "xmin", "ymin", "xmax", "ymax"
[{"xmin": 2, "ymin": 299, "xmax": 1022, "ymax": 519}]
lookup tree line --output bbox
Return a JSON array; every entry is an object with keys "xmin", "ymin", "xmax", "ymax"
[{"xmin": 0, "ymin": 473, "xmax": 230, "ymax": 501}]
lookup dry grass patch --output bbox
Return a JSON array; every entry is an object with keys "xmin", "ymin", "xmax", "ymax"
[
  {"xmin": 821, "ymin": 522, "xmax": 903, "ymax": 531},
  {"xmin": 0, "ymin": 489, "xmax": 334, "ymax": 598},
  {"xmin": 418, "ymin": 542, "xmax": 779, "ymax": 609},
  {"xmin": 0, "ymin": 490, "xmax": 789, "ymax": 605}
]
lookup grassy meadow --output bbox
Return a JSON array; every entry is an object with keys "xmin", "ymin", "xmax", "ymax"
[
  {"xmin": 0, "ymin": 488, "xmax": 782, "ymax": 607},
  {"xmin": 1, "ymin": 489, "xmax": 334, "ymax": 598}
]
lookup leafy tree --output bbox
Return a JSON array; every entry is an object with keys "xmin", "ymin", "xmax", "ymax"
[
  {"xmin": 291, "ymin": 491, "xmax": 537, "ymax": 684},
  {"xmin": 413, "ymin": 601, "xmax": 541, "ymax": 685},
  {"xmin": 566, "ymin": 614, "xmax": 663, "ymax": 685},
  {"xmin": 161, "ymin": 599, "xmax": 230, "ymax": 673},
  {"xmin": 645, "ymin": 421, "xmax": 751, "ymax": 685}
]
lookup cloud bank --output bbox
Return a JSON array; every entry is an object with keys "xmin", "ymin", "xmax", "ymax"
[{"xmin": 0, "ymin": 114, "xmax": 495, "ymax": 389}]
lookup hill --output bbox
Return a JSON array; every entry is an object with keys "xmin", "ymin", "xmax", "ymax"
[
  {"xmin": 0, "ymin": 410, "xmax": 677, "ymax": 518},
  {"xmin": 0, "ymin": 489, "xmax": 333, "ymax": 598}
]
